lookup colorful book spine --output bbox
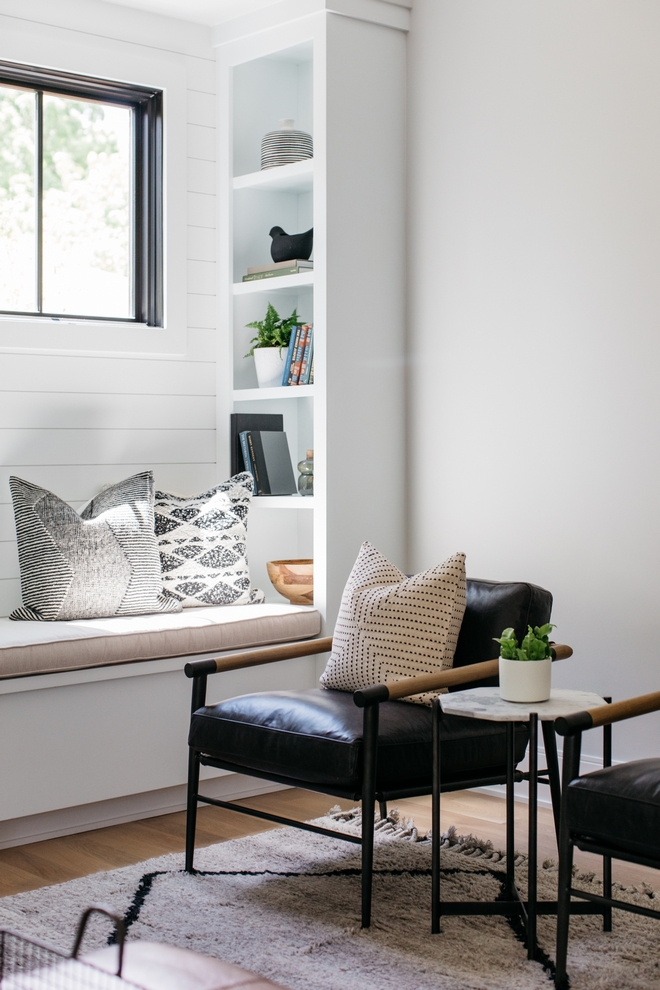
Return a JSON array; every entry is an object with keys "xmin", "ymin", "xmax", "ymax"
[
  {"xmin": 309, "ymin": 355, "xmax": 314, "ymax": 384},
  {"xmin": 289, "ymin": 325, "xmax": 310, "ymax": 385},
  {"xmin": 299, "ymin": 326, "xmax": 313, "ymax": 385},
  {"xmin": 281, "ymin": 328, "xmax": 299, "ymax": 386},
  {"xmin": 239, "ymin": 431, "xmax": 259, "ymax": 494},
  {"xmin": 286, "ymin": 324, "xmax": 303, "ymax": 385}
]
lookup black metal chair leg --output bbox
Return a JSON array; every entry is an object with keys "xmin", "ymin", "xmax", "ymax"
[
  {"xmin": 555, "ymin": 830, "xmax": 575, "ymax": 990},
  {"xmin": 378, "ymin": 800, "xmax": 387, "ymax": 821},
  {"xmin": 506, "ymin": 722, "xmax": 515, "ymax": 901},
  {"xmin": 555, "ymin": 732, "xmax": 581, "ymax": 989},
  {"xmin": 361, "ymin": 701, "xmax": 379, "ymax": 928},
  {"xmin": 541, "ymin": 720, "xmax": 562, "ymax": 842},
  {"xmin": 432, "ymin": 698, "xmax": 441, "ymax": 934},
  {"xmin": 527, "ymin": 713, "xmax": 538, "ymax": 960},
  {"xmin": 602, "ymin": 699, "xmax": 613, "ymax": 931},
  {"xmin": 185, "ymin": 747, "xmax": 201, "ymax": 873}
]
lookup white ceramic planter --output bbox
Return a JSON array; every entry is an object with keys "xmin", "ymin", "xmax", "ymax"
[
  {"xmin": 499, "ymin": 656, "xmax": 552, "ymax": 703},
  {"xmin": 254, "ymin": 347, "xmax": 287, "ymax": 388}
]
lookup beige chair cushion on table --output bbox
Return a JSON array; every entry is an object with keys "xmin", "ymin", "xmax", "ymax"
[
  {"xmin": 0, "ymin": 604, "xmax": 322, "ymax": 679},
  {"xmin": 85, "ymin": 941, "xmax": 289, "ymax": 990}
]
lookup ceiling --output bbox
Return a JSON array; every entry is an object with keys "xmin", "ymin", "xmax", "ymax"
[
  {"xmin": 90, "ymin": 0, "xmax": 410, "ymax": 28},
  {"xmin": 92, "ymin": 0, "xmax": 286, "ymax": 27}
]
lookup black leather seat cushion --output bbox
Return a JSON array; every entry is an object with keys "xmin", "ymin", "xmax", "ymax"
[
  {"xmin": 566, "ymin": 759, "xmax": 660, "ymax": 861},
  {"xmin": 189, "ymin": 688, "xmax": 529, "ymax": 796}
]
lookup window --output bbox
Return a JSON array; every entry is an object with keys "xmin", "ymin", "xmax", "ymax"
[{"xmin": 0, "ymin": 61, "xmax": 163, "ymax": 325}]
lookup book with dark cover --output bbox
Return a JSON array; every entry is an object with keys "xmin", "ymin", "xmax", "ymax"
[
  {"xmin": 230, "ymin": 413, "xmax": 283, "ymax": 476},
  {"xmin": 248, "ymin": 431, "xmax": 297, "ymax": 495},
  {"xmin": 238, "ymin": 431, "xmax": 257, "ymax": 492}
]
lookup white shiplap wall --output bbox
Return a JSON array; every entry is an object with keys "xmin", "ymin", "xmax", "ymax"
[{"xmin": 0, "ymin": 0, "xmax": 217, "ymax": 617}]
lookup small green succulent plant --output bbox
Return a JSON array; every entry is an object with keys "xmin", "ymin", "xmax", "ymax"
[{"xmin": 494, "ymin": 623, "xmax": 555, "ymax": 661}]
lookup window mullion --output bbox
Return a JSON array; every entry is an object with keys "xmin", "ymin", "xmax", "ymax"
[{"xmin": 35, "ymin": 89, "xmax": 43, "ymax": 314}]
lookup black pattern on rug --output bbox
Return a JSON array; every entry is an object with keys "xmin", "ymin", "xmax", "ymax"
[
  {"xmin": 111, "ymin": 862, "xmax": 558, "ymax": 980},
  {"xmin": 4, "ymin": 811, "xmax": 656, "ymax": 990}
]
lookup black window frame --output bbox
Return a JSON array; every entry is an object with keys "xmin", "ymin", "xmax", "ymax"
[{"xmin": 0, "ymin": 60, "xmax": 163, "ymax": 327}]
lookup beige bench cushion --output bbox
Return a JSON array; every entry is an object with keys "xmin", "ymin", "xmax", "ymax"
[{"xmin": 0, "ymin": 604, "xmax": 322, "ymax": 679}]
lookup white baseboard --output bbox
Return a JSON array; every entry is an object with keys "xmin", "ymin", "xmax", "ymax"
[
  {"xmin": 0, "ymin": 775, "xmax": 289, "ymax": 850},
  {"xmin": 472, "ymin": 752, "xmax": 615, "ymax": 809}
]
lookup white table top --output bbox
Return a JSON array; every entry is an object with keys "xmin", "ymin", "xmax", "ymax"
[{"xmin": 440, "ymin": 687, "xmax": 608, "ymax": 721}]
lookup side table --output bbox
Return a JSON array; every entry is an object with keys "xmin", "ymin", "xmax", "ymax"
[{"xmin": 434, "ymin": 687, "xmax": 608, "ymax": 958}]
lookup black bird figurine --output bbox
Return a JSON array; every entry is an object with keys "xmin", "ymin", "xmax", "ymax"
[{"xmin": 269, "ymin": 226, "xmax": 313, "ymax": 263}]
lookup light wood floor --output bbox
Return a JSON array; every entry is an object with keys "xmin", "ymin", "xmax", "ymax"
[{"xmin": 0, "ymin": 789, "xmax": 655, "ymax": 898}]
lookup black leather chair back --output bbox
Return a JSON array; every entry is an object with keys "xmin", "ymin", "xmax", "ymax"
[{"xmin": 451, "ymin": 579, "xmax": 553, "ymax": 688}]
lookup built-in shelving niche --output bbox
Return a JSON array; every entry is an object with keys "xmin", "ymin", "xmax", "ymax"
[{"xmin": 231, "ymin": 42, "xmax": 316, "ymax": 606}]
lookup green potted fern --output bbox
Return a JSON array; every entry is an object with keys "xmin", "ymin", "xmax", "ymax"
[
  {"xmin": 494, "ymin": 624, "xmax": 555, "ymax": 702},
  {"xmin": 245, "ymin": 303, "xmax": 299, "ymax": 388}
]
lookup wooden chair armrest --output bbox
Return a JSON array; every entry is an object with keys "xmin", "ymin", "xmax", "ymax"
[
  {"xmin": 354, "ymin": 643, "xmax": 573, "ymax": 706},
  {"xmin": 184, "ymin": 636, "xmax": 333, "ymax": 678},
  {"xmin": 555, "ymin": 689, "xmax": 660, "ymax": 736},
  {"xmin": 353, "ymin": 657, "xmax": 500, "ymax": 706}
]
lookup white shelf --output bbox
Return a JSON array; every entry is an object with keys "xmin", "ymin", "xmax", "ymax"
[
  {"xmin": 233, "ymin": 385, "xmax": 314, "ymax": 402},
  {"xmin": 233, "ymin": 159, "xmax": 314, "ymax": 194},
  {"xmin": 251, "ymin": 495, "xmax": 314, "ymax": 509},
  {"xmin": 233, "ymin": 271, "xmax": 314, "ymax": 295}
]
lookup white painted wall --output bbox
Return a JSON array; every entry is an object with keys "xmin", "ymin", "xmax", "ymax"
[
  {"xmin": 407, "ymin": 0, "xmax": 660, "ymax": 764},
  {"xmin": 0, "ymin": 0, "xmax": 217, "ymax": 618}
]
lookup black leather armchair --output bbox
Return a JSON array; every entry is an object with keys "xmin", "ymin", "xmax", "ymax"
[
  {"xmin": 184, "ymin": 578, "xmax": 554, "ymax": 928},
  {"xmin": 553, "ymin": 691, "xmax": 660, "ymax": 989}
]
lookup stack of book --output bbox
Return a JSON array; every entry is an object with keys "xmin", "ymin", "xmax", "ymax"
[
  {"xmin": 239, "ymin": 430, "xmax": 297, "ymax": 496},
  {"xmin": 242, "ymin": 259, "xmax": 313, "ymax": 282},
  {"xmin": 282, "ymin": 323, "xmax": 314, "ymax": 386}
]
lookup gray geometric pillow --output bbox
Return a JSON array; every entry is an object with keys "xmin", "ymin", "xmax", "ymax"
[
  {"xmin": 10, "ymin": 472, "xmax": 181, "ymax": 621},
  {"xmin": 155, "ymin": 472, "xmax": 264, "ymax": 607}
]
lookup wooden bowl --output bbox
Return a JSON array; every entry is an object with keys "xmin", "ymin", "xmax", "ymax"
[{"xmin": 266, "ymin": 559, "xmax": 314, "ymax": 605}]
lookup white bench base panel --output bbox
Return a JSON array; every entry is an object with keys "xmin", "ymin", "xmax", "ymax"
[
  {"xmin": 0, "ymin": 604, "xmax": 324, "ymax": 847},
  {"xmin": 0, "ymin": 772, "xmax": 289, "ymax": 850}
]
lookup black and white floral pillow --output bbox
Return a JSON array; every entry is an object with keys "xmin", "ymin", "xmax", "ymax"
[{"xmin": 155, "ymin": 473, "xmax": 264, "ymax": 607}]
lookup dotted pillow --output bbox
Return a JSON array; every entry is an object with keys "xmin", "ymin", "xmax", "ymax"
[{"xmin": 320, "ymin": 542, "xmax": 466, "ymax": 705}]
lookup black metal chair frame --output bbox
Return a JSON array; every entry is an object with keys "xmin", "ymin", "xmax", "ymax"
[
  {"xmin": 184, "ymin": 637, "xmax": 569, "ymax": 929},
  {"xmin": 553, "ymin": 691, "xmax": 660, "ymax": 989}
]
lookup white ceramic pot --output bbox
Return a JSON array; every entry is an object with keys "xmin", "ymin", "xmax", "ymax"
[
  {"xmin": 254, "ymin": 347, "xmax": 287, "ymax": 388},
  {"xmin": 499, "ymin": 656, "xmax": 552, "ymax": 703}
]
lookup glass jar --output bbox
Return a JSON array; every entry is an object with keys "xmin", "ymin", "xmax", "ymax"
[{"xmin": 297, "ymin": 449, "xmax": 314, "ymax": 496}]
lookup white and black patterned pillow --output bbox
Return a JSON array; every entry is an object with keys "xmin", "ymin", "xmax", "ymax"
[
  {"xmin": 155, "ymin": 473, "xmax": 264, "ymax": 607},
  {"xmin": 10, "ymin": 472, "xmax": 181, "ymax": 621},
  {"xmin": 320, "ymin": 542, "xmax": 466, "ymax": 705}
]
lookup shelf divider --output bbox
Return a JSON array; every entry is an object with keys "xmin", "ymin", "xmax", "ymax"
[
  {"xmin": 251, "ymin": 496, "xmax": 315, "ymax": 510},
  {"xmin": 233, "ymin": 158, "xmax": 314, "ymax": 193},
  {"xmin": 233, "ymin": 385, "xmax": 314, "ymax": 402},
  {"xmin": 233, "ymin": 271, "xmax": 314, "ymax": 295}
]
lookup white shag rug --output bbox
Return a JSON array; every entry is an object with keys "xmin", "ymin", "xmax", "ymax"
[{"xmin": 0, "ymin": 808, "xmax": 658, "ymax": 990}]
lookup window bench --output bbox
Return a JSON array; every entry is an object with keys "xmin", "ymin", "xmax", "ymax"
[{"xmin": 0, "ymin": 604, "xmax": 323, "ymax": 849}]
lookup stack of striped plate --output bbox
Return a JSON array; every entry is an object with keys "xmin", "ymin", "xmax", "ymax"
[{"xmin": 261, "ymin": 119, "xmax": 313, "ymax": 170}]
